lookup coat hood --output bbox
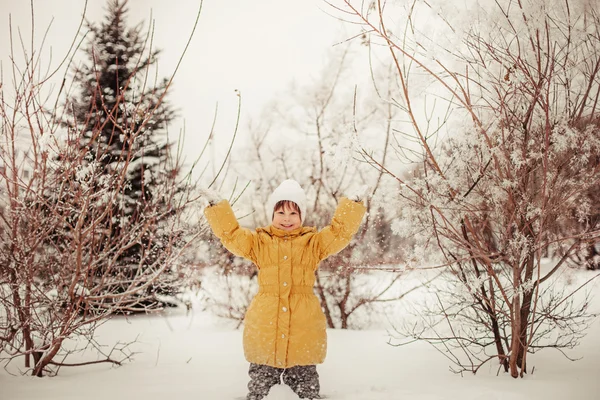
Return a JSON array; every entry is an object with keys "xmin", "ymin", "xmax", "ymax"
[{"xmin": 257, "ymin": 225, "xmax": 316, "ymax": 238}]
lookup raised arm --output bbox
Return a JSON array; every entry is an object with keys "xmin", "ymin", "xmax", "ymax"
[
  {"xmin": 312, "ymin": 197, "xmax": 366, "ymax": 262},
  {"xmin": 203, "ymin": 200, "xmax": 257, "ymax": 263}
]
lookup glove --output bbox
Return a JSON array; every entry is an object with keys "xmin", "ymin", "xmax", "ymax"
[
  {"xmin": 347, "ymin": 184, "xmax": 369, "ymax": 203},
  {"xmin": 199, "ymin": 188, "xmax": 222, "ymax": 206}
]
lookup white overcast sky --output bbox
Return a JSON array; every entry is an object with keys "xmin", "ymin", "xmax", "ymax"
[{"xmin": 0, "ymin": 0, "xmax": 349, "ymax": 174}]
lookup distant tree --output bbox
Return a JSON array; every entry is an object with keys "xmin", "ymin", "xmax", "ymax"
[{"xmin": 65, "ymin": 0, "xmax": 179, "ymax": 311}]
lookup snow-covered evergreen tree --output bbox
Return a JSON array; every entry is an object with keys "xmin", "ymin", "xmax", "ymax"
[{"xmin": 65, "ymin": 0, "xmax": 179, "ymax": 311}]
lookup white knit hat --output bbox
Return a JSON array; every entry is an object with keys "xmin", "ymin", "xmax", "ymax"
[{"xmin": 267, "ymin": 179, "xmax": 307, "ymax": 221}]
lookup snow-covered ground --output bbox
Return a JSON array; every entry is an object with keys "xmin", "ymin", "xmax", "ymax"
[{"xmin": 2, "ymin": 269, "xmax": 599, "ymax": 400}]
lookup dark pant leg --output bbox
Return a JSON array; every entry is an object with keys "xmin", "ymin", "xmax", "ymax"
[
  {"xmin": 247, "ymin": 363, "xmax": 283, "ymax": 400},
  {"xmin": 283, "ymin": 365, "xmax": 320, "ymax": 399}
]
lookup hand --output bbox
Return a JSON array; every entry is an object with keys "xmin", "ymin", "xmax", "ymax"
[
  {"xmin": 347, "ymin": 184, "xmax": 369, "ymax": 203},
  {"xmin": 199, "ymin": 188, "xmax": 222, "ymax": 206}
]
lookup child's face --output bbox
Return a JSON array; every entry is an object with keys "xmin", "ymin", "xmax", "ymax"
[{"xmin": 272, "ymin": 203, "xmax": 302, "ymax": 231}]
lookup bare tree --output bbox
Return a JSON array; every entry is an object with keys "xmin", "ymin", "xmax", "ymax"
[
  {"xmin": 328, "ymin": 0, "xmax": 600, "ymax": 377},
  {"xmin": 0, "ymin": 1, "xmax": 204, "ymax": 376}
]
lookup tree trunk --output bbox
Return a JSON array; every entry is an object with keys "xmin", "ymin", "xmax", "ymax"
[
  {"xmin": 315, "ymin": 273, "xmax": 335, "ymax": 329},
  {"xmin": 509, "ymin": 263, "xmax": 522, "ymax": 378},
  {"xmin": 477, "ymin": 263, "xmax": 509, "ymax": 372},
  {"xmin": 10, "ymin": 270, "xmax": 35, "ymax": 368},
  {"xmin": 485, "ymin": 277, "xmax": 509, "ymax": 372},
  {"xmin": 517, "ymin": 252, "xmax": 535, "ymax": 373},
  {"xmin": 339, "ymin": 275, "xmax": 352, "ymax": 330},
  {"xmin": 491, "ymin": 314, "xmax": 510, "ymax": 372},
  {"xmin": 32, "ymin": 341, "xmax": 62, "ymax": 377}
]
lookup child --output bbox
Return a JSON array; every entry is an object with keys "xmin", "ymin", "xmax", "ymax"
[{"xmin": 203, "ymin": 179, "xmax": 367, "ymax": 400}]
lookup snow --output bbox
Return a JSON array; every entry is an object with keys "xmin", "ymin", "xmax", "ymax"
[{"xmin": 2, "ymin": 270, "xmax": 599, "ymax": 400}]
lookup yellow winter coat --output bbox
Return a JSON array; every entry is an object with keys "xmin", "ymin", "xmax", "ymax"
[{"xmin": 204, "ymin": 197, "xmax": 366, "ymax": 368}]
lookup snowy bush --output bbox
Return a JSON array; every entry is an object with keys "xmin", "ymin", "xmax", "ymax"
[{"xmin": 330, "ymin": 0, "xmax": 600, "ymax": 377}]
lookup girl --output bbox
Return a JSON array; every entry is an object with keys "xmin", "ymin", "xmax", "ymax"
[{"xmin": 203, "ymin": 179, "xmax": 366, "ymax": 400}]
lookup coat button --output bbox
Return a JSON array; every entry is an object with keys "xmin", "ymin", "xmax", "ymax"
[
  {"xmin": 281, "ymin": 334, "xmax": 285, "ymax": 338},
  {"xmin": 283, "ymin": 282, "xmax": 288, "ymax": 286},
  {"xmin": 282, "ymin": 307, "xmax": 287, "ymax": 312},
  {"xmin": 283, "ymin": 255, "xmax": 288, "ymax": 260}
]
